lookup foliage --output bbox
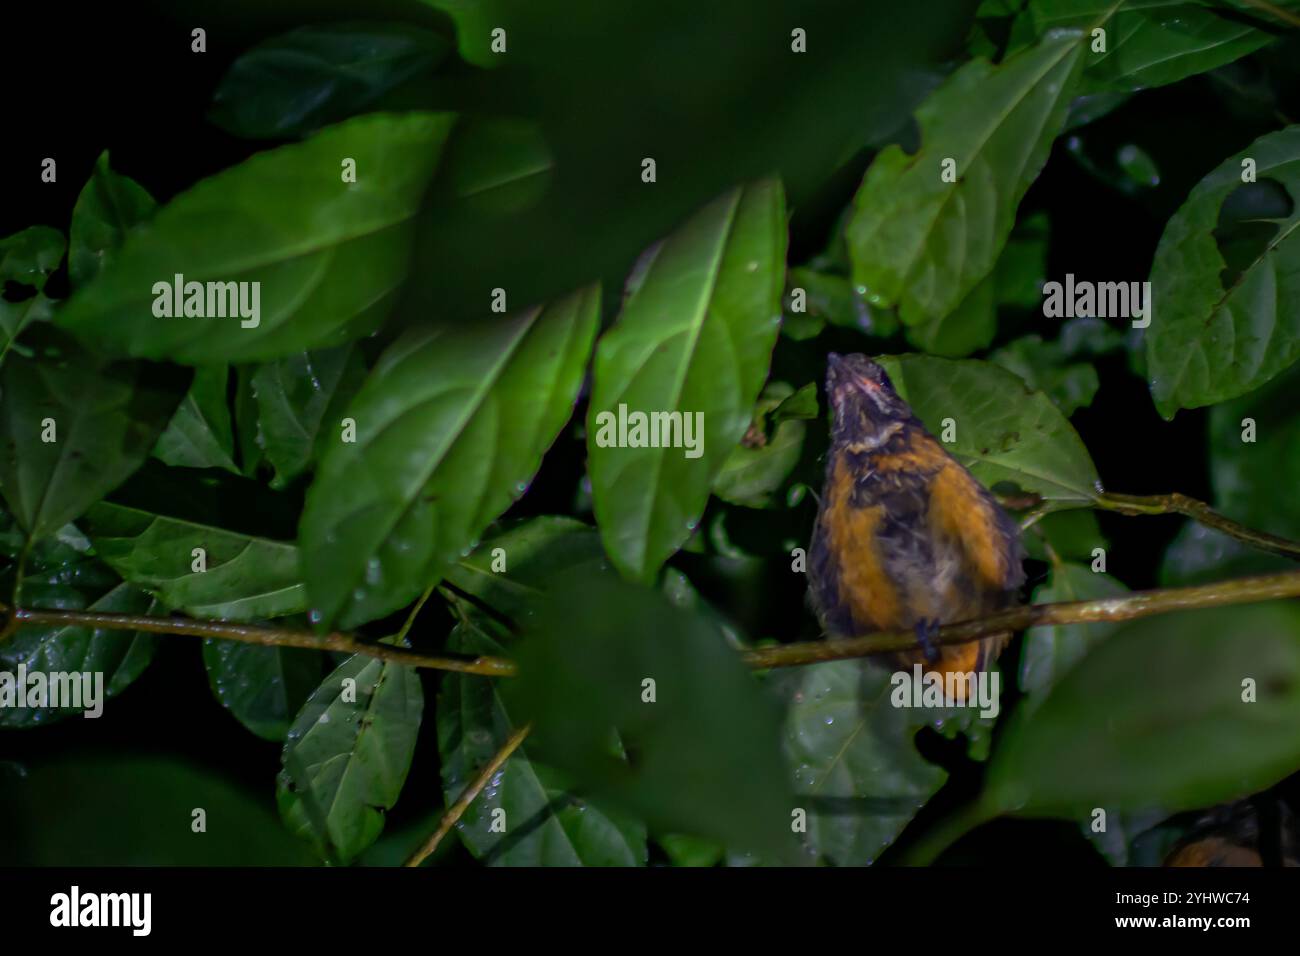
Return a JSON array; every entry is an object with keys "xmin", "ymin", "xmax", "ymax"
[{"xmin": 3, "ymin": 1, "xmax": 1300, "ymax": 867}]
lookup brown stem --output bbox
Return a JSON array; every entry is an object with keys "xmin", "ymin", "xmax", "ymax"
[
  {"xmin": 405, "ymin": 722, "xmax": 533, "ymax": 867},
  {"xmin": 5, "ymin": 570, "xmax": 1300, "ymax": 677},
  {"xmin": 1095, "ymin": 492, "xmax": 1300, "ymax": 560},
  {"xmin": 4, "ymin": 606, "xmax": 517, "ymax": 677},
  {"xmin": 740, "ymin": 568, "xmax": 1300, "ymax": 670}
]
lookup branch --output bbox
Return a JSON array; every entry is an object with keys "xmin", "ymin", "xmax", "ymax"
[
  {"xmin": 995, "ymin": 489, "xmax": 1300, "ymax": 562},
  {"xmin": 0, "ymin": 605, "xmax": 517, "ymax": 677},
  {"xmin": 5, "ymin": 569, "xmax": 1300, "ymax": 677},
  {"xmin": 739, "ymin": 568, "xmax": 1300, "ymax": 670},
  {"xmin": 405, "ymin": 722, "xmax": 533, "ymax": 867},
  {"xmin": 1094, "ymin": 492, "xmax": 1300, "ymax": 560}
]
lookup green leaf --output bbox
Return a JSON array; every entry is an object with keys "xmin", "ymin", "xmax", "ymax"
[
  {"xmin": 154, "ymin": 364, "xmax": 239, "ymax": 473},
  {"xmin": 210, "ymin": 22, "xmax": 450, "ymax": 139},
  {"xmin": 0, "ymin": 755, "xmax": 318, "ymax": 865},
  {"xmin": 81, "ymin": 500, "xmax": 307, "ymax": 622},
  {"xmin": 1161, "ymin": 361, "xmax": 1300, "ymax": 585},
  {"xmin": 874, "ymin": 354, "xmax": 1101, "ymax": 502},
  {"xmin": 984, "ymin": 602, "xmax": 1300, "ymax": 817},
  {"xmin": 438, "ymin": 116, "xmax": 554, "ymax": 216},
  {"xmin": 785, "ymin": 268, "xmax": 886, "ymax": 335},
  {"xmin": 0, "ymin": 574, "xmax": 156, "ymax": 733},
  {"xmin": 770, "ymin": 382, "xmax": 819, "ymax": 423},
  {"xmin": 0, "ymin": 517, "xmax": 156, "ymax": 729},
  {"xmin": 1018, "ymin": 561, "xmax": 1128, "ymax": 700},
  {"xmin": 1023, "ymin": 507, "xmax": 1108, "ymax": 563},
  {"xmin": 1028, "ymin": 0, "xmax": 1274, "ymax": 94},
  {"xmin": 417, "ymin": 0, "xmax": 501, "ymax": 68},
  {"xmin": 442, "ymin": 516, "xmax": 605, "ymax": 625},
  {"xmin": 0, "ymin": 335, "xmax": 188, "ymax": 540},
  {"xmin": 250, "ymin": 345, "xmax": 367, "ymax": 488},
  {"xmin": 277, "ymin": 652, "xmax": 423, "ymax": 864},
  {"xmin": 847, "ymin": 34, "xmax": 1082, "ymax": 326},
  {"xmin": 904, "ymin": 274, "xmax": 998, "ymax": 358},
  {"xmin": 437, "ymin": 622, "xmax": 648, "ymax": 865},
  {"xmin": 1147, "ymin": 126, "xmax": 1300, "ymax": 418},
  {"xmin": 233, "ymin": 365, "xmax": 265, "ymax": 479},
  {"xmin": 712, "ymin": 382, "xmax": 809, "ymax": 509},
  {"xmin": 203, "ymin": 641, "xmax": 325, "ymax": 742},
  {"xmin": 779, "ymin": 660, "xmax": 952, "ymax": 865},
  {"xmin": 588, "ymin": 180, "xmax": 787, "ymax": 582},
  {"xmin": 0, "ymin": 226, "xmax": 65, "ymax": 292},
  {"xmin": 68, "ymin": 151, "xmax": 156, "ymax": 289},
  {"xmin": 506, "ymin": 572, "xmax": 799, "ymax": 862},
  {"xmin": 301, "ymin": 286, "xmax": 600, "ymax": 629},
  {"xmin": 0, "ymin": 227, "xmax": 65, "ymax": 359},
  {"xmin": 991, "ymin": 335, "xmax": 1101, "ymax": 416},
  {"xmin": 57, "ymin": 112, "xmax": 455, "ymax": 363},
  {"xmin": 656, "ymin": 833, "xmax": 725, "ymax": 867}
]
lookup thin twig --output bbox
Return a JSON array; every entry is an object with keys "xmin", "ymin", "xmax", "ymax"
[
  {"xmin": 995, "ymin": 489, "xmax": 1300, "ymax": 561},
  {"xmin": 1095, "ymin": 491, "xmax": 1300, "ymax": 560},
  {"xmin": 2, "ymin": 606, "xmax": 517, "ymax": 676},
  {"xmin": 405, "ymin": 722, "xmax": 533, "ymax": 868}
]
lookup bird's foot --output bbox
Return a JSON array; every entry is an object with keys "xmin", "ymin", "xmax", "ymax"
[{"xmin": 915, "ymin": 619, "xmax": 941, "ymax": 666}]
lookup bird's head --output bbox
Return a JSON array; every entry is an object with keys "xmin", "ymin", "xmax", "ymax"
[{"xmin": 825, "ymin": 352, "xmax": 911, "ymax": 448}]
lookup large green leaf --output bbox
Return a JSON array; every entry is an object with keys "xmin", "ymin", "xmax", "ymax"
[
  {"xmin": 301, "ymin": 286, "xmax": 599, "ymax": 629},
  {"xmin": 81, "ymin": 501, "xmax": 307, "ymax": 622},
  {"xmin": 210, "ymin": 22, "xmax": 450, "ymax": 139},
  {"xmin": 875, "ymin": 354, "xmax": 1101, "ymax": 502},
  {"xmin": 847, "ymin": 34, "xmax": 1082, "ymax": 327},
  {"xmin": 1146, "ymin": 126, "xmax": 1300, "ymax": 418},
  {"xmin": 57, "ymin": 113, "xmax": 454, "ymax": 363},
  {"xmin": 779, "ymin": 660, "xmax": 965, "ymax": 865},
  {"xmin": 277, "ymin": 653, "xmax": 423, "ymax": 864},
  {"xmin": 250, "ymin": 345, "xmax": 367, "ymax": 488},
  {"xmin": 1028, "ymin": 0, "xmax": 1274, "ymax": 93},
  {"xmin": 0, "ymin": 519, "xmax": 156, "ymax": 729},
  {"xmin": 202, "ymin": 641, "xmax": 325, "ymax": 742},
  {"xmin": 984, "ymin": 602, "xmax": 1300, "ymax": 817},
  {"xmin": 0, "ymin": 755, "xmax": 318, "ymax": 865},
  {"xmin": 68, "ymin": 151, "xmax": 156, "ymax": 289},
  {"xmin": 154, "ymin": 364, "xmax": 239, "ymax": 473},
  {"xmin": 0, "ymin": 335, "xmax": 188, "ymax": 540},
  {"xmin": 506, "ymin": 572, "xmax": 799, "ymax": 863},
  {"xmin": 587, "ymin": 180, "xmax": 786, "ymax": 582},
  {"xmin": 437, "ymin": 622, "xmax": 647, "ymax": 865}
]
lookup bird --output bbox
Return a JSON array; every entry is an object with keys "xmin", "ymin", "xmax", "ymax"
[{"xmin": 807, "ymin": 353, "xmax": 1025, "ymax": 677}]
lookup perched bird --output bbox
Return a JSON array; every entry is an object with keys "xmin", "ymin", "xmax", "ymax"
[{"xmin": 807, "ymin": 353, "xmax": 1025, "ymax": 676}]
